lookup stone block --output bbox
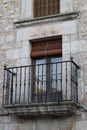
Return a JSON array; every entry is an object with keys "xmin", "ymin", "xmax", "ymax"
[
  {"xmin": 0, "ymin": 123, "xmax": 3, "ymax": 130},
  {"xmin": 21, "ymin": 0, "xmax": 33, "ymax": 19},
  {"xmin": 6, "ymin": 35, "xmax": 14, "ymax": 42},
  {"xmin": 6, "ymin": 46, "xmax": 29, "ymax": 60},
  {"xmin": 16, "ymin": 58, "xmax": 29, "ymax": 66},
  {"xmin": 60, "ymin": 0, "xmax": 73, "ymax": 13},
  {"xmin": 9, "ymin": 123, "xmax": 19, "ymax": 130},
  {"xmin": 19, "ymin": 122, "xmax": 33, "ymax": 130},
  {"xmin": 73, "ymin": 121, "xmax": 87, "ymax": 130},
  {"xmin": 4, "ymin": 124, "xmax": 9, "ymax": 130}
]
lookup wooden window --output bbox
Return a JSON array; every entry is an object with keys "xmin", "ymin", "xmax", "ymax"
[
  {"xmin": 31, "ymin": 38, "xmax": 62, "ymax": 102},
  {"xmin": 34, "ymin": 0, "xmax": 60, "ymax": 18}
]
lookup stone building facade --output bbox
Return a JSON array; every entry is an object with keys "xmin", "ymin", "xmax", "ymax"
[{"xmin": 0, "ymin": 0, "xmax": 87, "ymax": 130}]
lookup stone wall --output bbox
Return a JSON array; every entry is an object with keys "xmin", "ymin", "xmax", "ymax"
[
  {"xmin": 0, "ymin": 0, "xmax": 21, "ymax": 107},
  {"xmin": 0, "ymin": 0, "xmax": 87, "ymax": 130}
]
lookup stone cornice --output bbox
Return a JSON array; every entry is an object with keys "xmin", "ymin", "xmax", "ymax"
[{"xmin": 14, "ymin": 11, "xmax": 80, "ymax": 28}]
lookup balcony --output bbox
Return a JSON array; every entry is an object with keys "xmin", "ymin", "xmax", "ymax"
[{"xmin": 3, "ymin": 59, "xmax": 79, "ymax": 116}]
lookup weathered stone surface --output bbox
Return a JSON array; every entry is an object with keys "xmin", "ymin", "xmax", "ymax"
[
  {"xmin": 0, "ymin": 0, "xmax": 87, "ymax": 130},
  {"xmin": 19, "ymin": 122, "xmax": 33, "ymax": 130},
  {"xmin": 0, "ymin": 123, "xmax": 4, "ymax": 130},
  {"xmin": 72, "ymin": 121, "xmax": 87, "ymax": 130}
]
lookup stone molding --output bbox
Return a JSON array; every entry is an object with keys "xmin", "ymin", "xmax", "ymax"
[{"xmin": 14, "ymin": 11, "xmax": 80, "ymax": 28}]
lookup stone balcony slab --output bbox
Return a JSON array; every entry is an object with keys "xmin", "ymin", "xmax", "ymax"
[{"xmin": 4, "ymin": 101, "xmax": 80, "ymax": 117}]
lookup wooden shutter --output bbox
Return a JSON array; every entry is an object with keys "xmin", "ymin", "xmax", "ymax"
[
  {"xmin": 34, "ymin": 0, "xmax": 60, "ymax": 18},
  {"xmin": 34, "ymin": 0, "xmax": 40, "ymax": 18},
  {"xmin": 31, "ymin": 38, "xmax": 62, "ymax": 58}
]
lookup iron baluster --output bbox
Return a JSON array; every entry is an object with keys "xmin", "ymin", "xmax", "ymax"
[
  {"xmin": 28, "ymin": 66, "xmax": 30, "ymax": 103},
  {"xmin": 76, "ymin": 66, "xmax": 78, "ymax": 103},
  {"xmin": 24, "ymin": 67, "xmax": 26, "ymax": 103},
  {"xmin": 72, "ymin": 63, "xmax": 75, "ymax": 101},
  {"xmin": 50, "ymin": 63, "xmax": 53, "ymax": 102},
  {"xmin": 46, "ymin": 63, "xmax": 48, "ymax": 102},
  {"xmin": 32, "ymin": 65, "xmax": 35, "ymax": 103},
  {"xmin": 56, "ymin": 63, "xmax": 57, "ymax": 102},
  {"xmin": 66, "ymin": 62, "xmax": 67, "ymax": 100},
  {"xmin": 19, "ymin": 67, "xmax": 22, "ymax": 103},
  {"xmin": 71, "ymin": 57, "xmax": 73, "ymax": 101},
  {"xmin": 10, "ymin": 69, "xmax": 13, "ymax": 104},
  {"xmin": 41, "ymin": 64, "xmax": 43, "ymax": 102},
  {"xmin": 15, "ymin": 68, "xmax": 17, "ymax": 104},
  {"xmin": 37, "ymin": 65, "xmax": 39, "ymax": 102},
  {"xmin": 6, "ymin": 70, "xmax": 9, "ymax": 105},
  {"xmin": 60, "ymin": 62, "xmax": 63, "ymax": 101},
  {"xmin": 2, "ymin": 66, "xmax": 6, "ymax": 106}
]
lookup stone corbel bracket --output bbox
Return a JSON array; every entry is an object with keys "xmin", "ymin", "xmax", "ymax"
[{"xmin": 14, "ymin": 11, "xmax": 80, "ymax": 28}]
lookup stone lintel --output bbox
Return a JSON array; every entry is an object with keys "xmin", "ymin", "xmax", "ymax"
[{"xmin": 14, "ymin": 11, "xmax": 80, "ymax": 28}]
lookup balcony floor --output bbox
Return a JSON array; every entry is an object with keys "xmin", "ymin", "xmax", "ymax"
[{"xmin": 4, "ymin": 101, "xmax": 79, "ymax": 117}]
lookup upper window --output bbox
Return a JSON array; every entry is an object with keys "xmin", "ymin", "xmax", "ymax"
[{"xmin": 34, "ymin": 0, "xmax": 60, "ymax": 18}]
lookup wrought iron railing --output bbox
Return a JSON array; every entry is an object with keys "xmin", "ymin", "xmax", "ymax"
[{"xmin": 3, "ymin": 60, "xmax": 79, "ymax": 106}]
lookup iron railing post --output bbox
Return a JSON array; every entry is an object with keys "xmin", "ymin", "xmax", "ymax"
[
  {"xmin": 10, "ymin": 71, "xmax": 13, "ymax": 104},
  {"xmin": 2, "ymin": 65, "xmax": 6, "ymax": 106},
  {"xmin": 70, "ymin": 57, "xmax": 73, "ymax": 101}
]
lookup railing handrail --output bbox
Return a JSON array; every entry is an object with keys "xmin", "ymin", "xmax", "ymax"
[
  {"xmin": 4, "ymin": 60, "xmax": 79, "ymax": 70},
  {"xmin": 71, "ymin": 60, "xmax": 80, "ymax": 69}
]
